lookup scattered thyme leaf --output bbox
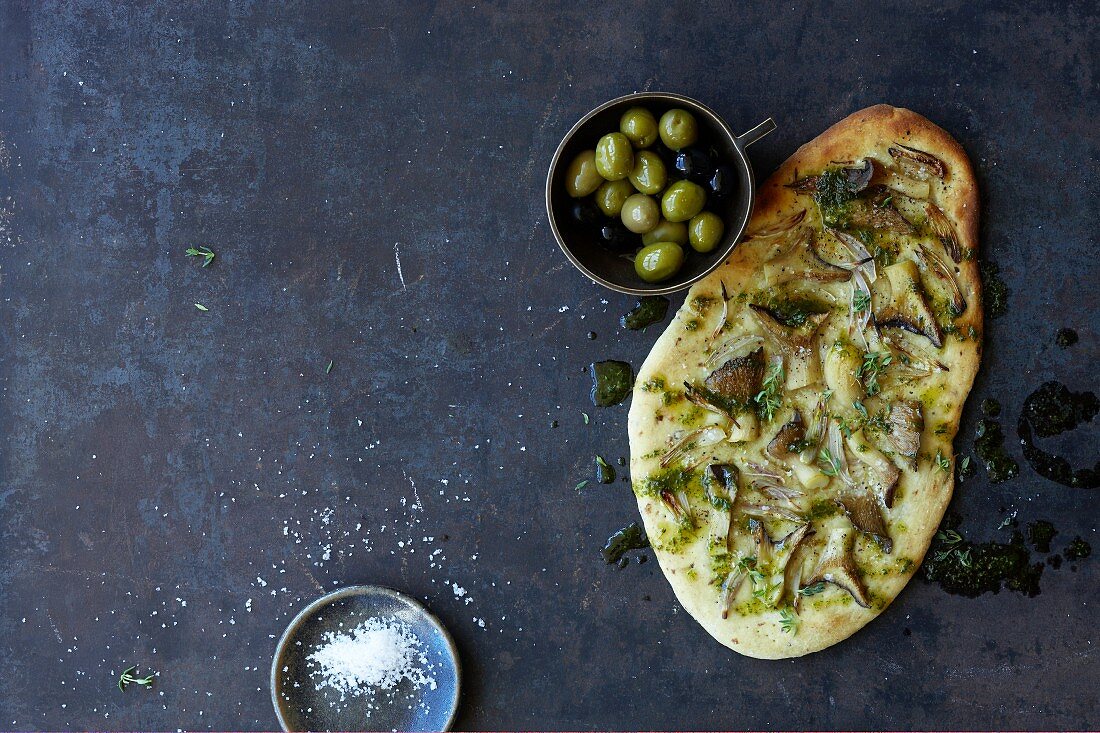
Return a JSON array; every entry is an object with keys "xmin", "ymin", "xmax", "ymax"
[
  {"xmin": 935, "ymin": 451, "xmax": 950, "ymax": 472},
  {"xmin": 325, "ymin": 359, "xmax": 333, "ymax": 374},
  {"xmin": 936, "ymin": 529, "xmax": 963, "ymax": 546},
  {"xmin": 194, "ymin": 303, "xmax": 209, "ymax": 312},
  {"xmin": 853, "ymin": 401, "xmax": 868, "ymax": 419},
  {"xmin": 753, "ymin": 361, "xmax": 784, "ymax": 422},
  {"xmin": 779, "ymin": 607, "xmax": 799, "ymax": 634},
  {"xmin": 185, "ymin": 245, "xmax": 215, "ymax": 267},
  {"xmin": 857, "ymin": 351, "xmax": 892, "ymax": 396},
  {"xmin": 574, "ymin": 480, "xmax": 588, "ymax": 491},
  {"xmin": 582, "ymin": 412, "xmax": 590, "ymax": 425},
  {"xmin": 118, "ymin": 665, "xmax": 155, "ymax": 691},
  {"xmin": 998, "ymin": 509, "xmax": 1017, "ymax": 530},
  {"xmin": 852, "ymin": 289, "xmax": 871, "ymax": 313},
  {"xmin": 818, "ymin": 448, "xmax": 840, "ymax": 477},
  {"xmin": 798, "ymin": 582, "xmax": 826, "ymax": 597}
]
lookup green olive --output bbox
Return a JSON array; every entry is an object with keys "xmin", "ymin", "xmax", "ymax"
[
  {"xmin": 594, "ymin": 132, "xmax": 634, "ymax": 181},
  {"xmin": 628, "ymin": 150, "xmax": 667, "ymax": 195},
  {"xmin": 619, "ymin": 106, "xmax": 658, "ymax": 148},
  {"xmin": 634, "ymin": 242, "xmax": 685, "ymax": 283},
  {"xmin": 688, "ymin": 211, "xmax": 725, "ymax": 253},
  {"xmin": 594, "ymin": 179, "xmax": 634, "ymax": 217},
  {"xmin": 564, "ymin": 150, "xmax": 603, "ymax": 197},
  {"xmin": 661, "ymin": 180, "xmax": 707, "ymax": 222},
  {"xmin": 659, "ymin": 108, "xmax": 699, "ymax": 150},
  {"xmin": 642, "ymin": 220, "xmax": 688, "ymax": 246},
  {"xmin": 620, "ymin": 194, "xmax": 660, "ymax": 234}
]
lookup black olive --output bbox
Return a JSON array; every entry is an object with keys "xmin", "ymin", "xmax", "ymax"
[
  {"xmin": 571, "ymin": 199, "xmax": 603, "ymax": 226},
  {"xmin": 674, "ymin": 147, "xmax": 715, "ymax": 183},
  {"xmin": 708, "ymin": 165, "xmax": 736, "ymax": 200},
  {"xmin": 599, "ymin": 222, "xmax": 636, "ymax": 253}
]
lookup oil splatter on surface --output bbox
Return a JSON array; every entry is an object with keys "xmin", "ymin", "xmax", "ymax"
[{"xmin": 0, "ymin": 1, "xmax": 1097, "ymax": 731}]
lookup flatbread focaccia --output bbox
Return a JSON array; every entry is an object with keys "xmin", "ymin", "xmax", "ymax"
[{"xmin": 627, "ymin": 105, "xmax": 981, "ymax": 658}]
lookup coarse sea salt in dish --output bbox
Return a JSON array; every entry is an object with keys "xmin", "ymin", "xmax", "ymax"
[
  {"xmin": 307, "ymin": 616, "xmax": 437, "ymax": 705},
  {"xmin": 271, "ymin": 585, "xmax": 460, "ymax": 732}
]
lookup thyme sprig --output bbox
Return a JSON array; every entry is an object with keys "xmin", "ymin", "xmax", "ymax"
[
  {"xmin": 798, "ymin": 581, "xmax": 826, "ymax": 597},
  {"xmin": 185, "ymin": 246, "xmax": 215, "ymax": 267},
  {"xmin": 857, "ymin": 351, "xmax": 892, "ymax": 396},
  {"xmin": 118, "ymin": 665, "xmax": 155, "ymax": 692},
  {"xmin": 818, "ymin": 448, "xmax": 841, "ymax": 477},
  {"xmin": 753, "ymin": 361, "xmax": 785, "ymax": 422},
  {"xmin": 779, "ymin": 607, "xmax": 800, "ymax": 635}
]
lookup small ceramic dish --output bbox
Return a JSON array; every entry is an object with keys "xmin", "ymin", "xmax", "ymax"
[
  {"xmin": 546, "ymin": 92, "xmax": 775, "ymax": 295},
  {"xmin": 271, "ymin": 585, "xmax": 461, "ymax": 732}
]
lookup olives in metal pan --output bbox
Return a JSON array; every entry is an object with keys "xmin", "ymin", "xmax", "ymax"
[
  {"xmin": 570, "ymin": 199, "xmax": 603, "ymax": 226},
  {"xmin": 621, "ymin": 193, "xmax": 660, "ymax": 234},
  {"xmin": 658, "ymin": 108, "xmax": 698, "ymax": 150},
  {"xmin": 642, "ymin": 219, "xmax": 688, "ymax": 246},
  {"xmin": 673, "ymin": 146, "xmax": 715, "ymax": 183},
  {"xmin": 635, "ymin": 241, "xmax": 685, "ymax": 283},
  {"xmin": 599, "ymin": 222, "xmax": 635, "ymax": 252},
  {"xmin": 661, "ymin": 180, "xmax": 706, "ymax": 222},
  {"xmin": 594, "ymin": 132, "xmax": 634, "ymax": 181},
  {"xmin": 708, "ymin": 165, "xmax": 735, "ymax": 199},
  {"xmin": 619, "ymin": 106, "xmax": 658, "ymax": 148},
  {"xmin": 565, "ymin": 150, "xmax": 604, "ymax": 198},
  {"xmin": 595, "ymin": 179, "xmax": 635, "ymax": 217}
]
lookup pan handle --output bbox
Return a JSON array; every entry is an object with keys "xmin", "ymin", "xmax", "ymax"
[{"xmin": 735, "ymin": 118, "xmax": 777, "ymax": 148}]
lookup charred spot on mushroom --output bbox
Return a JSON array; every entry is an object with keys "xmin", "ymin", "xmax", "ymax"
[
  {"xmin": 804, "ymin": 527, "xmax": 871, "ymax": 608},
  {"xmin": 767, "ymin": 411, "xmax": 806, "ymax": 460},
  {"xmin": 704, "ymin": 463, "xmax": 739, "ymax": 512},
  {"xmin": 883, "ymin": 400, "xmax": 924, "ymax": 468},
  {"xmin": 888, "ymin": 143, "xmax": 947, "ymax": 180},
  {"xmin": 704, "ymin": 347, "xmax": 764, "ymax": 406},
  {"xmin": 749, "ymin": 304, "xmax": 830, "ymax": 389},
  {"xmin": 763, "ymin": 230, "xmax": 852, "ymax": 286},
  {"xmin": 829, "ymin": 186, "xmax": 915, "ymax": 235},
  {"xmin": 835, "ymin": 491, "xmax": 892, "ymax": 553},
  {"xmin": 659, "ymin": 487, "xmax": 695, "ymax": 528},
  {"xmin": 875, "ymin": 259, "xmax": 943, "ymax": 347}
]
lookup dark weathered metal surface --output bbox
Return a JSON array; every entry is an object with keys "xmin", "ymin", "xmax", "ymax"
[{"xmin": 0, "ymin": 1, "xmax": 1096, "ymax": 730}]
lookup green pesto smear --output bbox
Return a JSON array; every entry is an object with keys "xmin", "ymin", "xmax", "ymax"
[
  {"xmin": 1027, "ymin": 520, "xmax": 1056, "ymax": 553},
  {"xmin": 590, "ymin": 360, "xmax": 634, "ymax": 407},
  {"xmin": 980, "ymin": 260, "xmax": 1009, "ymax": 318},
  {"xmin": 752, "ymin": 294, "xmax": 831, "ymax": 327},
  {"xmin": 1054, "ymin": 328, "xmax": 1078, "ymax": 348},
  {"xmin": 1018, "ymin": 381, "xmax": 1100, "ymax": 488},
  {"xmin": 620, "ymin": 296, "xmax": 669, "ymax": 330},
  {"xmin": 601, "ymin": 522, "xmax": 650, "ymax": 568},
  {"xmin": 923, "ymin": 526, "xmax": 1041, "ymax": 597},
  {"xmin": 974, "ymin": 417, "xmax": 1019, "ymax": 483},
  {"xmin": 594, "ymin": 455, "xmax": 616, "ymax": 484}
]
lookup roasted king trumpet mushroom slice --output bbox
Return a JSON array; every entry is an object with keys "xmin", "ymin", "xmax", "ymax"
[
  {"xmin": 748, "ymin": 305, "xmax": 830, "ymax": 390},
  {"xmin": 876, "ymin": 259, "xmax": 943, "ymax": 347}
]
